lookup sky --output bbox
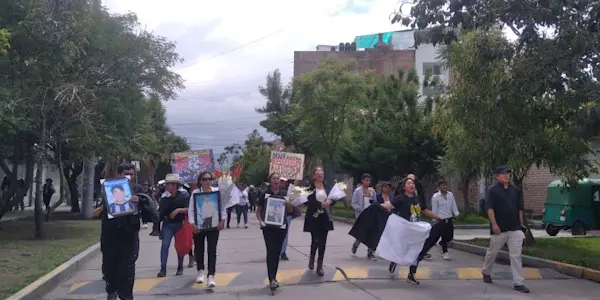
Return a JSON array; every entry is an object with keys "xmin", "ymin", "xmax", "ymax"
[{"xmin": 103, "ymin": 0, "xmax": 407, "ymax": 155}]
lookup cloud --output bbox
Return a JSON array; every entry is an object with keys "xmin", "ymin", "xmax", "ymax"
[{"xmin": 104, "ymin": 0, "xmax": 405, "ymax": 154}]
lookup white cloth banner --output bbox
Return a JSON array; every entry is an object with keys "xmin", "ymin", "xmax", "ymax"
[
  {"xmin": 218, "ymin": 176, "xmax": 237, "ymax": 209},
  {"xmin": 375, "ymin": 214, "xmax": 432, "ymax": 266}
]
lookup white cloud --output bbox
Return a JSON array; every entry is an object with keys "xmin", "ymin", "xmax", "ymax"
[{"xmin": 103, "ymin": 0, "xmax": 406, "ymax": 153}]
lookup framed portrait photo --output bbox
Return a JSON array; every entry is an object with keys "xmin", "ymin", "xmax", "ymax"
[
  {"xmin": 193, "ymin": 191, "xmax": 222, "ymax": 231},
  {"xmin": 102, "ymin": 177, "xmax": 136, "ymax": 218},
  {"xmin": 264, "ymin": 196, "xmax": 286, "ymax": 227}
]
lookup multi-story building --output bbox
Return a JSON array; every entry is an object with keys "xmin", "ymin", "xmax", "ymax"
[{"xmin": 294, "ymin": 33, "xmax": 415, "ymax": 78}]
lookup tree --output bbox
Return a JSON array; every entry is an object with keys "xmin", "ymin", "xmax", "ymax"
[
  {"xmin": 290, "ymin": 59, "xmax": 369, "ymax": 182},
  {"xmin": 437, "ymin": 29, "xmax": 597, "ymax": 244},
  {"xmin": 221, "ymin": 130, "xmax": 270, "ymax": 186},
  {"xmin": 256, "ymin": 69, "xmax": 296, "ymax": 147},
  {"xmin": 340, "ymin": 69, "xmax": 443, "ymax": 184},
  {"xmin": 0, "ymin": 29, "xmax": 9, "ymax": 55}
]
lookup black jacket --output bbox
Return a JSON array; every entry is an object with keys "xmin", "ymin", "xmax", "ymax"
[
  {"xmin": 159, "ymin": 189, "xmax": 189, "ymax": 223},
  {"xmin": 303, "ymin": 184, "xmax": 337, "ymax": 233}
]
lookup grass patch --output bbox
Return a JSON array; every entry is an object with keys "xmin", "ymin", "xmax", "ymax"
[
  {"xmin": 0, "ymin": 212, "xmax": 101, "ymax": 299},
  {"xmin": 466, "ymin": 237, "xmax": 600, "ymax": 270},
  {"xmin": 455, "ymin": 213, "xmax": 488, "ymax": 225}
]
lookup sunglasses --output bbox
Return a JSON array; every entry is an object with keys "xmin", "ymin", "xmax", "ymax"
[{"xmin": 201, "ymin": 177, "xmax": 212, "ymax": 182}]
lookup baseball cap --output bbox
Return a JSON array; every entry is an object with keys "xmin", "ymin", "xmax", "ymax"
[{"xmin": 495, "ymin": 165, "xmax": 511, "ymax": 174}]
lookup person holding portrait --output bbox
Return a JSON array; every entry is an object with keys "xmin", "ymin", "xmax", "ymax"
[{"xmin": 188, "ymin": 171, "xmax": 225, "ymax": 287}]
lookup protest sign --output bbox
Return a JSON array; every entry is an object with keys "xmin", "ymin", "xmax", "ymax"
[{"xmin": 268, "ymin": 151, "xmax": 305, "ymax": 180}]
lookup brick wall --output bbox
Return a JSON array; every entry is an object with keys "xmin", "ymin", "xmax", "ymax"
[
  {"xmin": 293, "ymin": 48, "xmax": 415, "ymax": 77},
  {"xmin": 522, "ymin": 167, "xmax": 560, "ymax": 213}
]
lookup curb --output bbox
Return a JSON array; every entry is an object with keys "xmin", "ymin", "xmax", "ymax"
[
  {"xmin": 6, "ymin": 242, "xmax": 101, "ymax": 300},
  {"xmin": 449, "ymin": 240, "xmax": 600, "ymax": 283},
  {"xmin": 331, "ymin": 215, "xmax": 542, "ymax": 230}
]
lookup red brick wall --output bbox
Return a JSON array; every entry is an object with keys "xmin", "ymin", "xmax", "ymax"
[
  {"xmin": 522, "ymin": 167, "xmax": 560, "ymax": 213},
  {"xmin": 293, "ymin": 48, "xmax": 415, "ymax": 77}
]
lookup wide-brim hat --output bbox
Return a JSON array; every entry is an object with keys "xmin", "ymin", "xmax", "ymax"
[{"xmin": 164, "ymin": 174, "xmax": 183, "ymax": 185}]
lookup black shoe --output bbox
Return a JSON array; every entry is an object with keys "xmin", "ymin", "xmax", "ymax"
[
  {"xmin": 388, "ymin": 262, "xmax": 397, "ymax": 274},
  {"xmin": 157, "ymin": 268, "xmax": 166, "ymax": 277},
  {"xmin": 367, "ymin": 251, "xmax": 375, "ymax": 260},
  {"xmin": 269, "ymin": 280, "xmax": 279, "ymax": 291},
  {"xmin": 482, "ymin": 273, "xmax": 492, "ymax": 284},
  {"xmin": 422, "ymin": 253, "xmax": 432, "ymax": 260},
  {"xmin": 351, "ymin": 243, "xmax": 358, "ymax": 254},
  {"xmin": 514, "ymin": 285, "xmax": 530, "ymax": 293},
  {"xmin": 406, "ymin": 273, "xmax": 420, "ymax": 285},
  {"xmin": 280, "ymin": 253, "xmax": 289, "ymax": 261},
  {"xmin": 107, "ymin": 292, "xmax": 118, "ymax": 300},
  {"xmin": 175, "ymin": 266, "xmax": 184, "ymax": 276}
]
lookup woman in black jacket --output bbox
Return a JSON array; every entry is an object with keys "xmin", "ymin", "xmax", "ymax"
[
  {"xmin": 157, "ymin": 174, "xmax": 189, "ymax": 277},
  {"xmin": 303, "ymin": 167, "xmax": 338, "ymax": 277},
  {"xmin": 256, "ymin": 172, "xmax": 290, "ymax": 292}
]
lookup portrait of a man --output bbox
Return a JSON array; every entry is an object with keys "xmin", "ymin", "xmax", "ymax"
[{"xmin": 107, "ymin": 184, "xmax": 135, "ymax": 215}]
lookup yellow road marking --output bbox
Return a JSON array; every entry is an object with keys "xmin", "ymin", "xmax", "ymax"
[
  {"xmin": 398, "ymin": 267, "xmax": 430, "ymax": 279},
  {"xmin": 457, "ymin": 268, "xmax": 483, "ymax": 279},
  {"xmin": 192, "ymin": 272, "xmax": 240, "ymax": 288},
  {"xmin": 264, "ymin": 269, "xmax": 306, "ymax": 285},
  {"xmin": 133, "ymin": 278, "xmax": 165, "ymax": 292},
  {"xmin": 69, "ymin": 281, "xmax": 90, "ymax": 293},
  {"xmin": 522, "ymin": 267, "xmax": 542, "ymax": 279}
]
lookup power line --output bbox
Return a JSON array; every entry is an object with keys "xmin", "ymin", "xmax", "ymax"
[{"xmin": 176, "ymin": 4, "xmax": 345, "ymax": 70}]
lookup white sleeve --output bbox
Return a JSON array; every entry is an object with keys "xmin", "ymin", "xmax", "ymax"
[{"xmin": 188, "ymin": 193, "xmax": 195, "ymax": 225}]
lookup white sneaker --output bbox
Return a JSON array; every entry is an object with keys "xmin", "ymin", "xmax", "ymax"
[
  {"xmin": 442, "ymin": 252, "xmax": 450, "ymax": 260},
  {"xmin": 196, "ymin": 270, "xmax": 205, "ymax": 283},
  {"xmin": 207, "ymin": 275, "xmax": 216, "ymax": 288},
  {"xmin": 142, "ymin": 224, "xmax": 148, "ymax": 229}
]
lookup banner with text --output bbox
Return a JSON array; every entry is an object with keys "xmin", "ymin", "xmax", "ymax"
[
  {"xmin": 170, "ymin": 149, "xmax": 215, "ymax": 183},
  {"xmin": 269, "ymin": 151, "xmax": 305, "ymax": 180}
]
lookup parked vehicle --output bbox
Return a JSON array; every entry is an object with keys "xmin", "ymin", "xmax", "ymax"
[{"xmin": 542, "ymin": 178, "xmax": 600, "ymax": 236}]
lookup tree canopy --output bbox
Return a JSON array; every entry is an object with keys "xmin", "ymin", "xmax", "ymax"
[{"xmin": 0, "ymin": 1, "xmax": 188, "ymax": 234}]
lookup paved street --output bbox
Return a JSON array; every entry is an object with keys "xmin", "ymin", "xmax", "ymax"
[{"xmin": 44, "ymin": 214, "xmax": 600, "ymax": 300}]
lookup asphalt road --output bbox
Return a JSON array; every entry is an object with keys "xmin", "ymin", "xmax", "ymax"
[{"xmin": 44, "ymin": 213, "xmax": 600, "ymax": 300}]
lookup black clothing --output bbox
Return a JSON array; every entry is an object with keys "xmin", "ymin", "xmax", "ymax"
[
  {"xmin": 257, "ymin": 187, "xmax": 288, "ymax": 282},
  {"xmin": 226, "ymin": 206, "xmax": 234, "ymax": 227},
  {"xmin": 310, "ymin": 230, "xmax": 329, "ymax": 262},
  {"xmin": 485, "ymin": 182, "xmax": 523, "ymax": 235},
  {"xmin": 439, "ymin": 218, "xmax": 454, "ymax": 253},
  {"xmin": 102, "ymin": 229, "xmax": 139, "ymax": 300},
  {"xmin": 390, "ymin": 193, "xmax": 427, "ymax": 221},
  {"xmin": 262, "ymin": 226, "xmax": 287, "ymax": 281},
  {"xmin": 100, "ymin": 181, "xmax": 146, "ymax": 299},
  {"xmin": 158, "ymin": 190, "xmax": 189, "ymax": 223},
  {"xmin": 256, "ymin": 187, "xmax": 289, "ymax": 228},
  {"xmin": 193, "ymin": 230, "xmax": 219, "ymax": 275},
  {"xmin": 303, "ymin": 186, "xmax": 335, "ymax": 233}
]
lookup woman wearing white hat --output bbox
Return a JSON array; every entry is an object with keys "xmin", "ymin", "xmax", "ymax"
[{"xmin": 157, "ymin": 174, "xmax": 190, "ymax": 277}]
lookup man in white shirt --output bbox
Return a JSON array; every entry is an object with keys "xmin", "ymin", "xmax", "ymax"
[
  {"xmin": 431, "ymin": 181, "xmax": 460, "ymax": 260},
  {"xmin": 351, "ymin": 173, "xmax": 377, "ymax": 259}
]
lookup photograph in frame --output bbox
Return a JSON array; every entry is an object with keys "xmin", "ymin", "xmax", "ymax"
[
  {"xmin": 193, "ymin": 191, "xmax": 222, "ymax": 231},
  {"xmin": 102, "ymin": 177, "xmax": 136, "ymax": 218},
  {"xmin": 264, "ymin": 196, "xmax": 286, "ymax": 227}
]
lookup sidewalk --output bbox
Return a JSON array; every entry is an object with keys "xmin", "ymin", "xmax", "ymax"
[{"xmin": 43, "ymin": 213, "xmax": 584, "ymax": 299}]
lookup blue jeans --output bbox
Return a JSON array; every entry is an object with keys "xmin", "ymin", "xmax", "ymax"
[
  {"xmin": 281, "ymin": 215, "xmax": 293, "ymax": 254},
  {"xmin": 160, "ymin": 222, "xmax": 182, "ymax": 268},
  {"xmin": 235, "ymin": 204, "xmax": 248, "ymax": 225}
]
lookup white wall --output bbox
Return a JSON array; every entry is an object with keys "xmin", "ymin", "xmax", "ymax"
[{"xmin": 414, "ymin": 43, "xmax": 450, "ymax": 97}]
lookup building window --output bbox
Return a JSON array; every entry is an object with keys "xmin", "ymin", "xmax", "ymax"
[{"xmin": 423, "ymin": 62, "xmax": 442, "ymax": 76}]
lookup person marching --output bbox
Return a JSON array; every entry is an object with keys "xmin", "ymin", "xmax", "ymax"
[
  {"xmin": 431, "ymin": 180, "xmax": 459, "ymax": 260},
  {"xmin": 481, "ymin": 166, "xmax": 530, "ymax": 293},
  {"xmin": 188, "ymin": 171, "xmax": 225, "ymax": 287},
  {"xmin": 233, "ymin": 182, "xmax": 249, "ymax": 228},
  {"xmin": 304, "ymin": 167, "xmax": 339, "ymax": 276},
  {"xmin": 256, "ymin": 173, "xmax": 290, "ymax": 292},
  {"xmin": 381, "ymin": 177, "xmax": 442, "ymax": 284},
  {"xmin": 351, "ymin": 173, "xmax": 377, "ymax": 259},
  {"xmin": 93, "ymin": 163, "xmax": 147, "ymax": 300},
  {"xmin": 377, "ymin": 181, "xmax": 393, "ymax": 207},
  {"xmin": 156, "ymin": 174, "xmax": 189, "ymax": 277}
]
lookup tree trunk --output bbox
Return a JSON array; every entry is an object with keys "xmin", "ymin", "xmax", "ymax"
[
  {"xmin": 34, "ymin": 124, "xmax": 46, "ymax": 238},
  {"xmin": 513, "ymin": 176, "xmax": 535, "ymax": 245},
  {"xmin": 81, "ymin": 154, "xmax": 95, "ymax": 219},
  {"xmin": 460, "ymin": 178, "xmax": 471, "ymax": 214},
  {"xmin": 65, "ymin": 160, "xmax": 83, "ymax": 213}
]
